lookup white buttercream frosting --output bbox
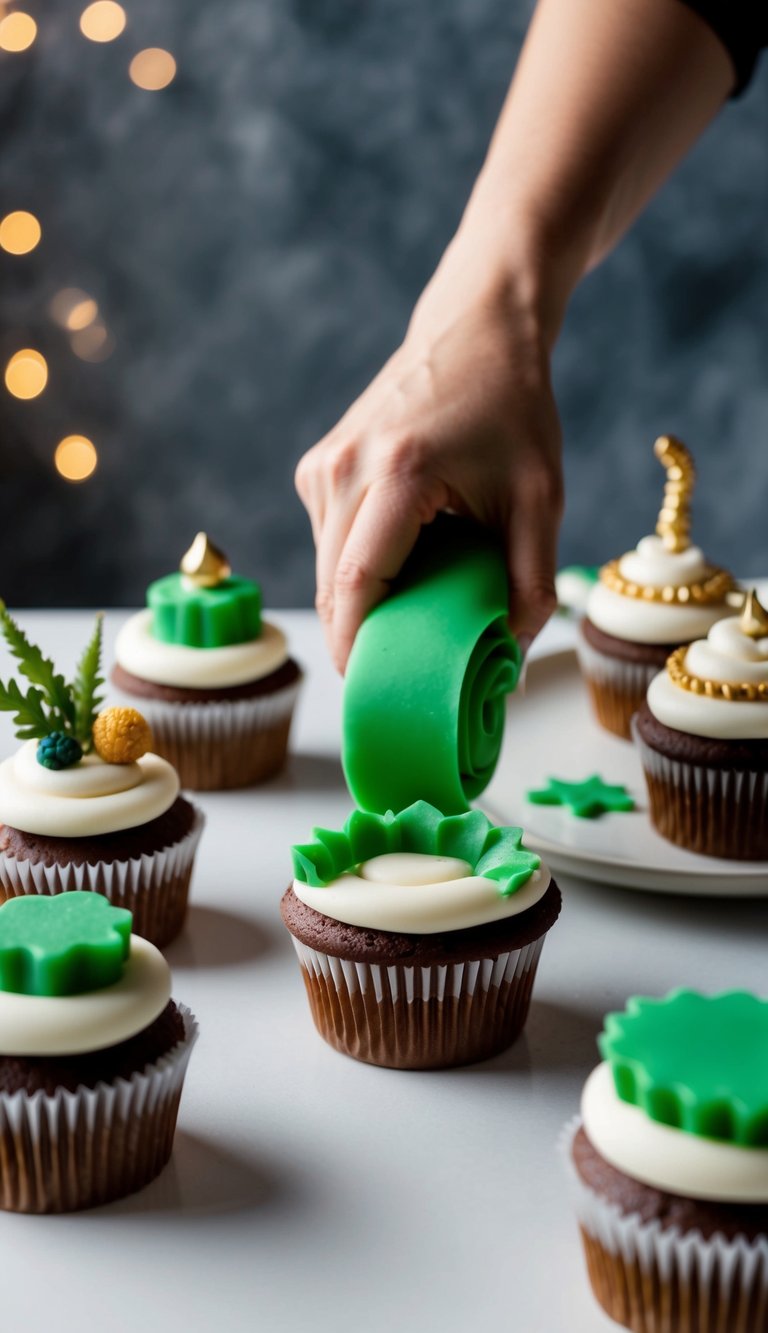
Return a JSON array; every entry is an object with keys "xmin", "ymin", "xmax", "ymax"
[
  {"xmin": 0, "ymin": 934, "xmax": 171, "ymax": 1056},
  {"xmin": 293, "ymin": 851, "xmax": 551, "ymax": 934},
  {"xmin": 582, "ymin": 1061, "xmax": 768, "ymax": 1204},
  {"xmin": 115, "ymin": 609, "xmax": 289, "ymax": 688},
  {"xmin": 647, "ymin": 614, "xmax": 768, "ymax": 739},
  {"xmin": 587, "ymin": 536, "xmax": 727, "ymax": 645},
  {"xmin": 0, "ymin": 742, "xmax": 179, "ymax": 837}
]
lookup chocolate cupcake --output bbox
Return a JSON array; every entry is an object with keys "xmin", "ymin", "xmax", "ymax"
[
  {"xmin": 578, "ymin": 436, "xmax": 733, "ymax": 739},
  {"xmin": 281, "ymin": 801, "xmax": 561, "ymax": 1070},
  {"xmin": 634, "ymin": 590, "xmax": 768, "ymax": 859},
  {"xmin": 111, "ymin": 533, "xmax": 302, "ymax": 790},
  {"xmin": 0, "ymin": 890, "xmax": 198, "ymax": 1212},
  {"xmin": 0, "ymin": 609, "xmax": 203, "ymax": 947},
  {"xmin": 563, "ymin": 990, "xmax": 768, "ymax": 1333}
]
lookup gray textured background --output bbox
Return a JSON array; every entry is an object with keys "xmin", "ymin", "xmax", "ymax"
[{"xmin": 1, "ymin": 0, "xmax": 766, "ymax": 609}]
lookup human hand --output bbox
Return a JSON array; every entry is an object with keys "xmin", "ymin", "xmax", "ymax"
[{"xmin": 295, "ymin": 249, "xmax": 564, "ymax": 673}]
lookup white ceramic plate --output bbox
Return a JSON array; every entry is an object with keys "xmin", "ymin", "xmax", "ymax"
[{"xmin": 484, "ymin": 647, "xmax": 768, "ymax": 896}]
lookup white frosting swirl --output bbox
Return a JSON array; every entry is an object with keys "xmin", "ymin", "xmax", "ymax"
[
  {"xmin": 0, "ymin": 742, "xmax": 179, "ymax": 837},
  {"xmin": 293, "ymin": 850, "xmax": 551, "ymax": 934},
  {"xmin": 647, "ymin": 614, "xmax": 768, "ymax": 739},
  {"xmin": 587, "ymin": 536, "xmax": 727, "ymax": 645},
  {"xmin": 0, "ymin": 935, "xmax": 171, "ymax": 1056},
  {"xmin": 115, "ymin": 609, "xmax": 289, "ymax": 688},
  {"xmin": 582, "ymin": 1061, "xmax": 768, "ymax": 1204}
]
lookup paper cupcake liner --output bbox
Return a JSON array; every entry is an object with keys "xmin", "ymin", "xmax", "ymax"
[
  {"xmin": 633, "ymin": 722, "xmax": 768, "ymax": 860},
  {"xmin": 0, "ymin": 1006, "xmax": 198, "ymax": 1214},
  {"xmin": 113, "ymin": 681, "xmax": 302, "ymax": 790},
  {"xmin": 0, "ymin": 806, "xmax": 205, "ymax": 949},
  {"xmin": 289, "ymin": 935, "xmax": 545, "ymax": 1069},
  {"xmin": 576, "ymin": 634, "xmax": 661, "ymax": 740},
  {"xmin": 560, "ymin": 1118, "xmax": 768, "ymax": 1333}
]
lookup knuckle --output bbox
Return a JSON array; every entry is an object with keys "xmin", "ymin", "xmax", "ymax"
[
  {"xmin": 334, "ymin": 558, "xmax": 370, "ymax": 596},
  {"xmin": 524, "ymin": 579, "xmax": 557, "ymax": 619},
  {"xmin": 379, "ymin": 431, "xmax": 421, "ymax": 480},
  {"xmin": 314, "ymin": 585, "xmax": 334, "ymax": 622},
  {"xmin": 294, "ymin": 451, "xmax": 316, "ymax": 501},
  {"xmin": 327, "ymin": 440, "xmax": 359, "ymax": 489}
]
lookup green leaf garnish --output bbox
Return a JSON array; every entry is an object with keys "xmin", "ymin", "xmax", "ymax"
[
  {"xmin": 0, "ymin": 602, "xmax": 74, "ymax": 732},
  {"xmin": 72, "ymin": 612, "xmax": 104, "ymax": 750},
  {"xmin": 0, "ymin": 678, "xmax": 52, "ymax": 740}
]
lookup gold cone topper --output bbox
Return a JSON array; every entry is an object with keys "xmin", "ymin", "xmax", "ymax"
[
  {"xmin": 180, "ymin": 532, "xmax": 231, "ymax": 587},
  {"xmin": 740, "ymin": 588, "xmax": 768, "ymax": 640},
  {"xmin": 654, "ymin": 435, "xmax": 695, "ymax": 554}
]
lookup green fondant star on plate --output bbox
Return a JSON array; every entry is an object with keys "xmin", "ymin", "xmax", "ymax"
[
  {"xmin": 292, "ymin": 800, "xmax": 540, "ymax": 898},
  {"xmin": 526, "ymin": 775, "xmax": 634, "ymax": 819},
  {"xmin": 600, "ymin": 989, "xmax": 768, "ymax": 1146},
  {"xmin": 0, "ymin": 891, "xmax": 132, "ymax": 996}
]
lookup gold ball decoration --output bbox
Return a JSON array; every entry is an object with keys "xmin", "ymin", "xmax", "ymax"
[{"xmin": 92, "ymin": 707, "xmax": 153, "ymax": 764}]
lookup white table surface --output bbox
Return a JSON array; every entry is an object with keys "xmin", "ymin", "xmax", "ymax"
[{"xmin": 1, "ymin": 610, "xmax": 767, "ymax": 1333}]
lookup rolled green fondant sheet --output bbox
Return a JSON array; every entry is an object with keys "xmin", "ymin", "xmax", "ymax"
[{"xmin": 342, "ymin": 515, "xmax": 520, "ymax": 815}]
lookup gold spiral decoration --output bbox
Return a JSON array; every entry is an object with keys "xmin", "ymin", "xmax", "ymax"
[{"xmin": 654, "ymin": 434, "xmax": 695, "ymax": 553}]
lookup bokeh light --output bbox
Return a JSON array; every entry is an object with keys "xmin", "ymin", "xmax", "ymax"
[
  {"xmin": 129, "ymin": 47, "xmax": 176, "ymax": 90},
  {"xmin": 5, "ymin": 349, "xmax": 48, "ymax": 399},
  {"xmin": 54, "ymin": 436, "xmax": 98, "ymax": 482},
  {"xmin": 49, "ymin": 287, "xmax": 96, "ymax": 328},
  {"xmin": 70, "ymin": 320, "xmax": 114, "ymax": 362},
  {"xmin": 0, "ymin": 12, "xmax": 37, "ymax": 51},
  {"xmin": 67, "ymin": 298, "xmax": 98, "ymax": 330},
  {"xmin": 79, "ymin": 1, "xmax": 126, "ymax": 42},
  {"xmin": 0, "ymin": 211, "xmax": 41, "ymax": 255}
]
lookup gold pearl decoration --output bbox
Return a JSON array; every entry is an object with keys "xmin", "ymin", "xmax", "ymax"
[
  {"xmin": 654, "ymin": 434, "xmax": 694, "ymax": 554},
  {"xmin": 666, "ymin": 642, "xmax": 768, "ymax": 703},
  {"xmin": 180, "ymin": 532, "xmax": 231, "ymax": 587},
  {"xmin": 739, "ymin": 588, "xmax": 768, "ymax": 641},
  {"xmin": 599, "ymin": 558, "xmax": 734, "ymax": 606}
]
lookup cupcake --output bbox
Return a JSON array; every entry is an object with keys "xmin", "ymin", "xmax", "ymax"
[
  {"xmin": 0, "ymin": 889, "xmax": 198, "ymax": 1212},
  {"xmin": 578, "ymin": 436, "xmax": 734, "ymax": 739},
  {"xmin": 633, "ymin": 589, "xmax": 768, "ymax": 859},
  {"xmin": 111, "ymin": 533, "xmax": 303, "ymax": 790},
  {"xmin": 563, "ymin": 990, "xmax": 768, "ymax": 1333},
  {"xmin": 281, "ymin": 801, "xmax": 561, "ymax": 1070},
  {"xmin": 0, "ymin": 607, "xmax": 203, "ymax": 947}
]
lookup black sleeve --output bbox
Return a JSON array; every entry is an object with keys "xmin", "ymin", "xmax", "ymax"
[{"xmin": 678, "ymin": 0, "xmax": 768, "ymax": 94}]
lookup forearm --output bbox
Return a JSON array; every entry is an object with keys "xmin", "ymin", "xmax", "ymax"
[{"xmin": 441, "ymin": 0, "xmax": 734, "ymax": 343}]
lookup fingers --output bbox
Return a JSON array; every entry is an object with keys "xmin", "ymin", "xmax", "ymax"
[
  {"xmin": 329, "ymin": 481, "xmax": 434, "ymax": 673},
  {"xmin": 506, "ymin": 467, "xmax": 562, "ymax": 651}
]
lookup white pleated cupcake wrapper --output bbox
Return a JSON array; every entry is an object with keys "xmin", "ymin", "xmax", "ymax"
[
  {"xmin": 633, "ymin": 725, "xmax": 768, "ymax": 806},
  {"xmin": 112, "ymin": 680, "xmax": 302, "ymax": 745},
  {"xmin": 0, "ymin": 805, "xmax": 205, "ymax": 900},
  {"xmin": 0, "ymin": 1007, "xmax": 198, "ymax": 1212},
  {"xmin": 291, "ymin": 936, "xmax": 544, "ymax": 1004},
  {"xmin": 560, "ymin": 1117, "xmax": 768, "ymax": 1307},
  {"xmin": 575, "ymin": 634, "xmax": 661, "ymax": 695}
]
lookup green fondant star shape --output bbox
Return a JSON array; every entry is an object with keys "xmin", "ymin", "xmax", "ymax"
[
  {"xmin": 0, "ymin": 891, "xmax": 132, "ymax": 997},
  {"xmin": 292, "ymin": 800, "xmax": 540, "ymax": 898},
  {"xmin": 526, "ymin": 774, "xmax": 634, "ymax": 819},
  {"xmin": 600, "ymin": 990, "xmax": 768, "ymax": 1147}
]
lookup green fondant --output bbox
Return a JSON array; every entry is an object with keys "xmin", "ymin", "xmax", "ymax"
[
  {"xmin": 342, "ymin": 516, "xmax": 520, "ymax": 816},
  {"xmin": 148, "ymin": 572, "xmax": 262, "ymax": 648},
  {"xmin": 0, "ymin": 892, "xmax": 132, "ymax": 997},
  {"xmin": 527, "ymin": 775, "xmax": 635, "ymax": 818},
  {"xmin": 291, "ymin": 800, "xmax": 540, "ymax": 898},
  {"xmin": 36, "ymin": 732, "xmax": 83, "ymax": 770},
  {"xmin": 599, "ymin": 990, "xmax": 768, "ymax": 1147}
]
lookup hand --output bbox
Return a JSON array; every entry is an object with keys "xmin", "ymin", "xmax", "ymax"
[{"xmin": 295, "ymin": 250, "xmax": 564, "ymax": 673}]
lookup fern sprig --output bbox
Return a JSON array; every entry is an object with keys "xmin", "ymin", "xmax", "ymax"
[
  {"xmin": 73, "ymin": 613, "xmax": 104, "ymax": 749},
  {"xmin": 0, "ymin": 601, "xmax": 74, "ymax": 732},
  {"xmin": 0, "ymin": 679, "xmax": 53, "ymax": 740}
]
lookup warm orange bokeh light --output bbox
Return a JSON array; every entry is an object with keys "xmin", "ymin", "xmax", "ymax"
[
  {"xmin": 129, "ymin": 47, "xmax": 176, "ymax": 90},
  {"xmin": 70, "ymin": 321, "xmax": 113, "ymax": 362},
  {"xmin": 66, "ymin": 298, "xmax": 98, "ymax": 331},
  {"xmin": 54, "ymin": 436, "xmax": 98, "ymax": 482},
  {"xmin": 79, "ymin": 1, "xmax": 126, "ymax": 42},
  {"xmin": 0, "ymin": 211, "xmax": 41, "ymax": 255},
  {"xmin": 5, "ymin": 349, "xmax": 48, "ymax": 399},
  {"xmin": 0, "ymin": 12, "xmax": 37, "ymax": 51}
]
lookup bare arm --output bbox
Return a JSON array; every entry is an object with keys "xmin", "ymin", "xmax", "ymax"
[{"xmin": 296, "ymin": 0, "xmax": 735, "ymax": 672}]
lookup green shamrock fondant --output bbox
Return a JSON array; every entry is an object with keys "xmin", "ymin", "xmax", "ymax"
[
  {"xmin": 600, "ymin": 990, "xmax": 768, "ymax": 1147},
  {"xmin": 526, "ymin": 775, "xmax": 634, "ymax": 818},
  {"xmin": 0, "ymin": 892, "xmax": 132, "ymax": 997},
  {"xmin": 292, "ymin": 800, "xmax": 540, "ymax": 898}
]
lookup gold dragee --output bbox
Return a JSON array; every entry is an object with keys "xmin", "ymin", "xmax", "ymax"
[{"xmin": 180, "ymin": 532, "xmax": 231, "ymax": 587}]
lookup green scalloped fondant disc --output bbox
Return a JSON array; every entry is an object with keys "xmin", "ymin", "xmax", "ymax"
[
  {"xmin": 0, "ymin": 891, "xmax": 132, "ymax": 996},
  {"xmin": 148, "ymin": 572, "xmax": 261, "ymax": 648}
]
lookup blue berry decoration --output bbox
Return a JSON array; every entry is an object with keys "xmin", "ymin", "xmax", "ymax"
[{"xmin": 36, "ymin": 732, "xmax": 84, "ymax": 770}]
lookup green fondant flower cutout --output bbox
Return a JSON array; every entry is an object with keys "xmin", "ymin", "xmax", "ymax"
[
  {"xmin": 292, "ymin": 800, "xmax": 540, "ymax": 898},
  {"xmin": 527, "ymin": 775, "xmax": 634, "ymax": 818},
  {"xmin": 600, "ymin": 989, "xmax": 768, "ymax": 1147},
  {"xmin": 0, "ymin": 892, "xmax": 132, "ymax": 997}
]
